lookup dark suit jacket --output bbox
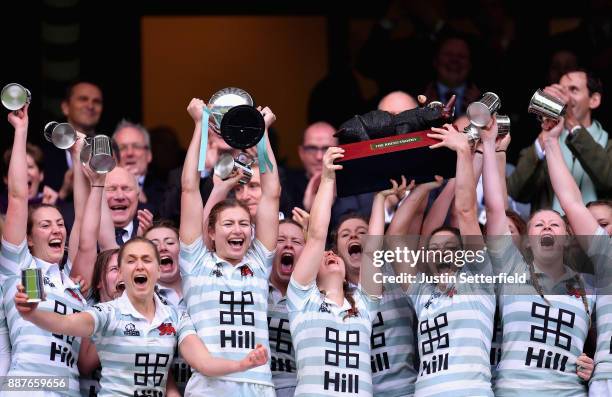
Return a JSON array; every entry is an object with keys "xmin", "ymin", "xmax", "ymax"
[
  {"xmin": 159, "ymin": 166, "xmax": 214, "ymax": 226},
  {"xmin": 507, "ymin": 125, "xmax": 612, "ymax": 211},
  {"xmin": 141, "ymin": 172, "xmax": 167, "ymax": 217}
]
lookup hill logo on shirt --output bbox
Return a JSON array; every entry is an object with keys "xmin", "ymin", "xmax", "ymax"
[
  {"xmin": 526, "ymin": 302, "xmax": 574, "ymax": 371},
  {"xmin": 124, "ymin": 323, "xmax": 141, "ymax": 336}
]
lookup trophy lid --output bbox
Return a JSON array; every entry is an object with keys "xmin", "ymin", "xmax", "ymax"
[
  {"xmin": 1, "ymin": 83, "xmax": 31, "ymax": 111},
  {"xmin": 214, "ymin": 153, "xmax": 236, "ymax": 180},
  {"xmin": 51, "ymin": 123, "xmax": 77, "ymax": 149},
  {"xmin": 209, "ymin": 87, "xmax": 254, "ymax": 132},
  {"xmin": 220, "ymin": 105, "xmax": 265, "ymax": 150}
]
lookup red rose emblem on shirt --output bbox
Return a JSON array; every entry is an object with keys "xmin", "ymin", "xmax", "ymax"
[
  {"xmin": 158, "ymin": 323, "xmax": 176, "ymax": 336},
  {"xmin": 240, "ymin": 265, "xmax": 254, "ymax": 277}
]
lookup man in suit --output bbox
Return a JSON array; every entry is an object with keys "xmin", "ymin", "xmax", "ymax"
[
  {"xmin": 44, "ymin": 81, "xmax": 104, "ymax": 192},
  {"xmin": 105, "ymin": 166, "xmax": 140, "ymax": 245},
  {"xmin": 112, "ymin": 120, "xmax": 165, "ymax": 215},
  {"xmin": 508, "ymin": 69, "xmax": 612, "ymax": 212}
]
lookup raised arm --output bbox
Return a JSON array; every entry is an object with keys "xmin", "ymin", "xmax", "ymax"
[
  {"xmin": 15, "ymin": 286, "xmax": 94, "ymax": 337},
  {"xmin": 71, "ymin": 166, "xmax": 107, "ymax": 284},
  {"xmin": 254, "ymin": 107, "xmax": 281, "ymax": 250},
  {"xmin": 543, "ymin": 117, "xmax": 599, "ymax": 235},
  {"xmin": 421, "ymin": 179, "xmax": 455, "ymax": 237},
  {"xmin": 179, "ymin": 334, "xmax": 267, "ymax": 377},
  {"xmin": 480, "ymin": 119, "xmax": 509, "ymax": 236},
  {"xmin": 3, "ymin": 105, "xmax": 30, "ymax": 245},
  {"xmin": 291, "ymin": 147, "xmax": 343, "ymax": 286},
  {"xmin": 180, "ymin": 99, "xmax": 206, "ymax": 245},
  {"xmin": 68, "ymin": 135, "xmax": 88, "ymax": 262}
]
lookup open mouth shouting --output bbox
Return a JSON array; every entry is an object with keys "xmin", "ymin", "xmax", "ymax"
[
  {"xmin": 228, "ymin": 237, "xmax": 245, "ymax": 251},
  {"xmin": 540, "ymin": 233, "xmax": 555, "ymax": 248},
  {"xmin": 48, "ymin": 238, "xmax": 63, "ymax": 252},
  {"xmin": 133, "ymin": 274, "xmax": 148, "ymax": 289},
  {"xmin": 110, "ymin": 204, "xmax": 129, "ymax": 215},
  {"xmin": 160, "ymin": 255, "xmax": 174, "ymax": 272},
  {"xmin": 279, "ymin": 252, "xmax": 294, "ymax": 275},
  {"xmin": 347, "ymin": 242, "xmax": 362, "ymax": 262}
]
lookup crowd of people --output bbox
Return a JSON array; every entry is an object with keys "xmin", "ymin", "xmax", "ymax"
[{"xmin": 1, "ymin": 38, "xmax": 612, "ymax": 397}]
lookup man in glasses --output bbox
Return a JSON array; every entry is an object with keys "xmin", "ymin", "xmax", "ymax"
[{"xmin": 113, "ymin": 120, "xmax": 166, "ymax": 214}]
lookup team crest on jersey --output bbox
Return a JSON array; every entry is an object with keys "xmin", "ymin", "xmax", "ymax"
[
  {"xmin": 43, "ymin": 276, "xmax": 55, "ymax": 288},
  {"xmin": 158, "ymin": 322, "xmax": 176, "ymax": 336},
  {"xmin": 124, "ymin": 323, "xmax": 141, "ymax": 336},
  {"xmin": 211, "ymin": 263, "xmax": 223, "ymax": 278},
  {"xmin": 240, "ymin": 265, "xmax": 254, "ymax": 278}
]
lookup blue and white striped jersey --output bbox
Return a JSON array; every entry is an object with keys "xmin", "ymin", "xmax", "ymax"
[
  {"xmin": 268, "ymin": 284, "xmax": 296, "ymax": 391},
  {"xmin": 371, "ymin": 282, "xmax": 418, "ymax": 397},
  {"xmin": 85, "ymin": 292, "xmax": 195, "ymax": 397},
  {"xmin": 179, "ymin": 236, "xmax": 274, "ymax": 387},
  {"xmin": 406, "ymin": 265, "xmax": 495, "ymax": 397},
  {"xmin": 0, "ymin": 238, "xmax": 85, "ymax": 397},
  {"xmin": 287, "ymin": 277, "xmax": 379, "ymax": 397},
  {"xmin": 489, "ymin": 235, "xmax": 594, "ymax": 397}
]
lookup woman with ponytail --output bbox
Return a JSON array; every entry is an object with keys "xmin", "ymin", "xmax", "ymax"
[
  {"xmin": 287, "ymin": 147, "xmax": 389, "ymax": 396},
  {"xmin": 481, "ymin": 117, "xmax": 594, "ymax": 396}
]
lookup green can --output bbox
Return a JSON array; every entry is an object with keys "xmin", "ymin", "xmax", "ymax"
[{"xmin": 21, "ymin": 267, "xmax": 44, "ymax": 302}]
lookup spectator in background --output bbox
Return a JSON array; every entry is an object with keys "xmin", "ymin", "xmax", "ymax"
[
  {"xmin": 508, "ymin": 69, "xmax": 612, "ymax": 212},
  {"xmin": 1, "ymin": 143, "xmax": 70, "ymax": 214},
  {"xmin": 105, "ymin": 166, "xmax": 153, "ymax": 246},
  {"xmin": 377, "ymin": 90, "xmax": 418, "ymax": 115},
  {"xmin": 112, "ymin": 120, "xmax": 166, "ymax": 214},
  {"xmin": 421, "ymin": 34, "xmax": 481, "ymax": 117},
  {"xmin": 44, "ymin": 81, "xmax": 104, "ymax": 192}
]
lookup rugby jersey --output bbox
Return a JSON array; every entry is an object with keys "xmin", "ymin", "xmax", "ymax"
[
  {"xmin": 0, "ymin": 238, "xmax": 85, "ymax": 397},
  {"xmin": 587, "ymin": 227, "xmax": 612, "ymax": 384},
  {"xmin": 268, "ymin": 283, "xmax": 296, "ymax": 391},
  {"xmin": 155, "ymin": 284, "xmax": 191, "ymax": 393},
  {"xmin": 406, "ymin": 264, "xmax": 495, "ymax": 397},
  {"xmin": 85, "ymin": 291, "xmax": 195, "ymax": 397},
  {"xmin": 489, "ymin": 235, "xmax": 594, "ymax": 397},
  {"xmin": 0, "ymin": 284, "xmax": 10, "ymax": 377},
  {"xmin": 179, "ymin": 236, "xmax": 274, "ymax": 386},
  {"xmin": 371, "ymin": 267, "xmax": 417, "ymax": 397},
  {"xmin": 287, "ymin": 277, "xmax": 379, "ymax": 397}
]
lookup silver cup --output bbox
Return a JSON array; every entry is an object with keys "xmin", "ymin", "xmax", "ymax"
[
  {"xmin": 89, "ymin": 135, "xmax": 116, "ymax": 174},
  {"xmin": 209, "ymin": 87, "xmax": 254, "ymax": 133},
  {"xmin": 496, "ymin": 114, "xmax": 511, "ymax": 136},
  {"xmin": 44, "ymin": 121, "xmax": 77, "ymax": 149},
  {"xmin": 1, "ymin": 83, "xmax": 31, "ymax": 111},
  {"xmin": 528, "ymin": 89, "xmax": 567, "ymax": 121},
  {"xmin": 463, "ymin": 114, "xmax": 511, "ymax": 144},
  {"xmin": 214, "ymin": 152, "xmax": 253, "ymax": 185},
  {"xmin": 467, "ymin": 92, "xmax": 501, "ymax": 128},
  {"xmin": 464, "ymin": 124, "xmax": 481, "ymax": 143},
  {"xmin": 80, "ymin": 137, "xmax": 92, "ymax": 165}
]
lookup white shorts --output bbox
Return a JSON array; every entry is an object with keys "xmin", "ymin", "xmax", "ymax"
[
  {"xmin": 184, "ymin": 375, "xmax": 276, "ymax": 397},
  {"xmin": 590, "ymin": 380, "xmax": 612, "ymax": 397}
]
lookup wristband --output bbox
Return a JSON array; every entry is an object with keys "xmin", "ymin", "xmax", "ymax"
[
  {"xmin": 495, "ymin": 149, "xmax": 506, "ymax": 153},
  {"xmin": 91, "ymin": 185, "xmax": 105, "ymax": 188},
  {"xmin": 474, "ymin": 150, "xmax": 483, "ymax": 155}
]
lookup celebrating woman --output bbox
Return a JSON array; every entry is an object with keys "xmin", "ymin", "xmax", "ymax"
[
  {"xmin": 1, "ymin": 104, "xmax": 85, "ymax": 396},
  {"xmin": 15, "ymin": 237, "xmax": 268, "ymax": 397},
  {"xmin": 179, "ymin": 98, "xmax": 280, "ymax": 396},
  {"xmin": 482, "ymin": 118, "xmax": 594, "ymax": 396}
]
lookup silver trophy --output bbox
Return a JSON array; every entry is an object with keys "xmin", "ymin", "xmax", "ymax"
[
  {"xmin": 214, "ymin": 152, "xmax": 254, "ymax": 185},
  {"xmin": 80, "ymin": 135, "xmax": 116, "ymax": 174},
  {"xmin": 1, "ymin": 83, "xmax": 31, "ymax": 111},
  {"xmin": 528, "ymin": 89, "xmax": 567, "ymax": 121},
  {"xmin": 467, "ymin": 92, "xmax": 501, "ymax": 128},
  {"xmin": 44, "ymin": 122, "xmax": 77, "ymax": 149},
  {"xmin": 464, "ymin": 114, "xmax": 511, "ymax": 144}
]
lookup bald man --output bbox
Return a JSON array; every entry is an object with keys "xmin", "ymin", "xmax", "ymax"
[{"xmin": 378, "ymin": 91, "xmax": 418, "ymax": 114}]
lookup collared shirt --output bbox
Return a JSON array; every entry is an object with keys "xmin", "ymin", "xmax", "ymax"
[
  {"xmin": 0, "ymin": 238, "xmax": 86, "ymax": 397},
  {"xmin": 117, "ymin": 220, "xmax": 135, "ymax": 244},
  {"xmin": 436, "ymin": 82, "xmax": 467, "ymax": 116},
  {"xmin": 406, "ymin": 262, "xmax": 495, "ymax": 397},
  {"xmin": 155, "ymin": 284, "xmax": 185, "ymax": 311},
  {"xmin": 179, "ymin": 236, "xmax": 274, "ymax": 387},
  {"xmin": 489, "ymin": 234, "xmax": 594, "ymax": 396},
  {"xmin": 267, "ymin": 283, "xmax": 296, "ymax": 390},
  {"xmin": 85, "ymin": 292, "xmax": 195, "ymax": 397},
  {"xmin": 286, "ymin": 278, "xmax": 380, "ymax": 397}
]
